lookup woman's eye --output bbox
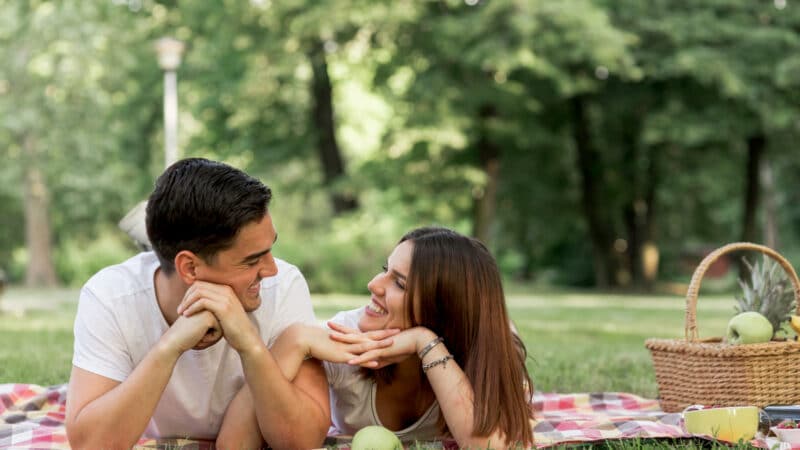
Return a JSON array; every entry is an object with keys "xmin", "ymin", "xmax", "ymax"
[{"xmin": 395, "ymin": 280, "xmax": 406, "ymax": 290}]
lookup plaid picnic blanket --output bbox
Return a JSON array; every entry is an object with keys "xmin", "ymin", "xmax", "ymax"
[
  {"xmin": 0, "ymin": 384, "xmax": 212, "ymax": 450},
  {"xmin": 532, "ymin": 392, "xmax": 687, "ymax": 446},
  {"xmin": 1, "ymin": 383, "xmax": 783, "ymax": 449}
]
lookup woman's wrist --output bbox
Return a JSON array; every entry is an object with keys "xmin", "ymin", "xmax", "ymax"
[
  {"xmin": 418, "ymin": 336, "xmax": 443, "ymax": 359},
  {"xmin": 414, "ymin": 328, "xmax": 439, "ymax": 355}
]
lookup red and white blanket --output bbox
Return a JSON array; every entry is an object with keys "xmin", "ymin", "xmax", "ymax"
[{"xmin": 0, "ymin": 383, "xmax": 780, "ymax": 449}]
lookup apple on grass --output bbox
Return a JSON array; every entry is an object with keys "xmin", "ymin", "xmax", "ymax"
[
  {"xmin": 351, "ymin": 425, "xmax": 403, "ymax": 450},
  {"xmin": 726, "ymin": 311, "xmax": 773, "ymax": 345}
]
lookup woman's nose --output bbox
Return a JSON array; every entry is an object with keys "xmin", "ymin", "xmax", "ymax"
[{"xmin": 367, "ymin": 272, "xmax": 385, "ymax": 294}]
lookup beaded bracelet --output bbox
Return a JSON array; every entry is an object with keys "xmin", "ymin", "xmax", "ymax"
[
  {"xmin": 417, "ymin": 336, "xmax": 443, "ymax": 359},
  {"xmin": 422, "ymin": 354, "xmax": 453, "ymax": 372}
]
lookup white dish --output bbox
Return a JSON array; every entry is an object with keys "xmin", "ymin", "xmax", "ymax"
[{"xmin": 771, "ymin": 426, "xmax": 800, "ymax": 444}]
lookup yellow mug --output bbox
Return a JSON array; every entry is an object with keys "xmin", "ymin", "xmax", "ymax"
[{"xmin": 682, "ymin": 406, "xmax": 760, "ymax": 442}]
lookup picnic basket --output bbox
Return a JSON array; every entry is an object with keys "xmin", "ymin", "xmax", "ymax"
[{"xmin": 645, "ymin": 242, "xmax": 800, "ymax": 413}]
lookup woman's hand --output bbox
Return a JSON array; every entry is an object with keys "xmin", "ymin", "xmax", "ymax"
[
  {"xmin": 331, "ymin": 325, "xmax": 436, "ymax": 369},
  {"xmin": 271, "ymin": 323, "xmax": 398, "ymax": 381},
  {"xmin": 311, "ymin": 322, "xmax": 400, "ymax": 365}
]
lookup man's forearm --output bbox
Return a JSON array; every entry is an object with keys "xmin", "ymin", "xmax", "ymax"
[
  {"xmin": 67, "ymin": 343, "xmax": 180, "ymax": 449},
  {"xmin": 239, "ymin": 345, "xmax": 330, "ymax": 449}
]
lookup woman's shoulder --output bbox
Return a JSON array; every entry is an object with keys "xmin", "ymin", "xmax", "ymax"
[{"xmin": 324, "ymin": 307, "xmax": 367, "ymax": 387}]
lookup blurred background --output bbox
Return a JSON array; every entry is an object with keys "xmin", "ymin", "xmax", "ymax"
[{"xmin": 1, "ymin": 0, "xmax": 800, "ymax": 295}]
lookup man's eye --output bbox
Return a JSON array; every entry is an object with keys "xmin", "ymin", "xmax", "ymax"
[{"xmin": 382, "ymin": 265, "xmax": 388, "ymax": 273}]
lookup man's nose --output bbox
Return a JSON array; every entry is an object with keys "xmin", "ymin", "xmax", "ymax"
[{"xmin": 259, "ymin": 254, "xmax": 278, "ymax": 278}]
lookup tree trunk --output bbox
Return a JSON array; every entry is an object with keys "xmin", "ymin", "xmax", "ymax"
[
  {"xmin": 622, "ymin": 146, "xmax": 661, "ymax": 291},
  {"xmin": 620, "ymin": 121, "xmax": 641, "ymax": 288},
  {"xmin": 517, "ymin": 223, "xmax": 537, "ymax": 281},
  {"xmin": 571, "ymin": 95, "xmax": 612, "ymax": 288},
  {"xmin": 309, "ymin": 39, "xmax": 358, "ymax": 215},
  {"xmin": 739, "ymin": 134, "xmax": 765, "ymax": 278},
  {"xmin": 23, "ymin": 136, "xmax": 58, "ymax": 287},
  {"xmin": 640, "ymin": 147, "xmax": 660, "ymax": 291},
  {"xmin": 472, "ymin": 105, "xmax": 501, "ymax": 246},
  {"xmin": 762, "ymin": 158, "xmax": 778, "ymax": 249},
  {"xmin": 473, "ymin": 158, "xmax": 499, "ymax": 246}
]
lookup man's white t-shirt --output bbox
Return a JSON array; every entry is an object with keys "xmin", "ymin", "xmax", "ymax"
[
  {"xmin": 72, "ymin": 251, "xmax": 316, "ymax": 440},
  {"xmin": 324, "ymin": 308, "xmax": 441, "ymax": 440}
]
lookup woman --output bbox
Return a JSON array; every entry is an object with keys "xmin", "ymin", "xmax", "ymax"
[{"xmin": 273, "ymin": 226, "xmax": 534, "ymax": 448}]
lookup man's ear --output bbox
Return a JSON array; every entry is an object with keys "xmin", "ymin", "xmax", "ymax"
[{"xmin": 174, "ymin": 250, "xmax": 200, "ymax": 285}]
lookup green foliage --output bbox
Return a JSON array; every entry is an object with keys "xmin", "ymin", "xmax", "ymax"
[
  {"xmin": 2, "ymin": 0, "xmax": 800, "ymax": 291},
  {"xmin": 54, "ymin": 230, "xmax": 137, "ymax": 287},
  {"xmin": 268, "ymin": 181, "xmax": 422, "ymax": 293}
]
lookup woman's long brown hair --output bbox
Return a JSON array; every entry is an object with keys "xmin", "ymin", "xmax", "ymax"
[{"xmin": 395, "ymin": 227, "xmax": 534, "ymax": 447}]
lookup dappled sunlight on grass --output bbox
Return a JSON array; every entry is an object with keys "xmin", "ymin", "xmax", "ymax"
[
  {"xmin": 506, "ymin": 293, "xmax": 736, "ymax": 311},
  {"xmin": 0, "ymin": 307, "xmax": 76, "ymax": 332}
]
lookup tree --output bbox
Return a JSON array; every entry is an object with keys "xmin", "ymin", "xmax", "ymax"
[{"xmin": 0, "ymin": 0, "xmax": 153, "ymax": 285}]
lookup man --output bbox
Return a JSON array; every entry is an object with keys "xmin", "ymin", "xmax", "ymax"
[{"xmin": 65, "ymin": 158, "xmax": 330, "ymax": 449}]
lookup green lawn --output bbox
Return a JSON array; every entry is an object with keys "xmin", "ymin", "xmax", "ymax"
[
  {"xmin": 0, "ymin": 286, "xmax": 740, "ymax": 395},
  {"xmin": 313, "ymin": 291, "xmax": 741, "ymax": 398}
]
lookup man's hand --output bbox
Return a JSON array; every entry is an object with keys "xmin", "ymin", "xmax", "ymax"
[
  {"xmin": 161, "ymin": 310, "xmax": 223, "ymax": 355},
  {"xmin": 176, "ymin": 281, "xmax": 261, "ymax": 353}
]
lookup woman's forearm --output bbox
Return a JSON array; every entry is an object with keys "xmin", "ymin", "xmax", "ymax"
[{"xmin": 419, "ymin": 337, "xmax": 510, "ymax": 449}]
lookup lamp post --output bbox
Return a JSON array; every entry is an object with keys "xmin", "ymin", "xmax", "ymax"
[
  {"xmin": 118, "ymin": 37, "xmax": 185, "ymax": 250},
  {"xmin": 155, "ymin": 37, "xmax": 185, "ymax": 168}
]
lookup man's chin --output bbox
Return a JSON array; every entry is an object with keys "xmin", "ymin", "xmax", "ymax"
[{"xmin": 242, "ymin": 295, "xmax": 262, "ymax": 312}]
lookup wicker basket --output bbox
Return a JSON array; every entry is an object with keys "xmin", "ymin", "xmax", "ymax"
[{"xmin": 645, "ymin": 242, "xmax": 800, "ymax": 413}]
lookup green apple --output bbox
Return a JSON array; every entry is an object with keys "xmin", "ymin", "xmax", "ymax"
[
  {"xmin": 351, "ymin": 425, "xmax": 402, "ymax": 450},
  {"xmin": 726, "ymin": 311, "xmax": 773, "ymax": 345}
]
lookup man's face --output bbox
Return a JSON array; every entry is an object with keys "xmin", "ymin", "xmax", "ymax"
[{"xmin": 194, "ymin": 213, "xmax": 278, "ymax": 312}]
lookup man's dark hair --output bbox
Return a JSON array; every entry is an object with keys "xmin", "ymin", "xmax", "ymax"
[{"xmin": 146, "ymin": 157, "xmax": 272, "ymax": 275}]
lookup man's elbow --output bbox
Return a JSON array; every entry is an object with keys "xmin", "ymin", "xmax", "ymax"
[
  {"xmin": 67, "ymin": 421, "xmax": 134, "ymax": 450},
  {"xmin": 265, "ymin": 420, "xmax": 330, "ymax": 449}
]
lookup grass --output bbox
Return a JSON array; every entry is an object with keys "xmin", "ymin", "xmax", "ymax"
[
  {"xmin": 0, "ymin": 287, "xmax": 741, "ymax": 392},
  {"xmin": 314, "ymin": 290, "xmax": 751, "ymax": 398}
]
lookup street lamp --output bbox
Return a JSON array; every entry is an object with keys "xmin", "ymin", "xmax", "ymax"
[
  {"xmin": 155, "ymin": 37, "xmax": 185, "ymax": 168},
  {"xmin": 119, "ymin": 37, "xmax": 185, "ymax": 251}
]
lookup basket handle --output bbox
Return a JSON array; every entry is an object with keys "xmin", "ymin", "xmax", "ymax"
[{"xmin": 684, "ymin": 242, "xmax": 800, "ymax": 342}]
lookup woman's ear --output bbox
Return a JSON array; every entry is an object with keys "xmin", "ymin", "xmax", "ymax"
[{"xmin": 174, "ymin": 250, "xmax": 200, "ymax": 285}]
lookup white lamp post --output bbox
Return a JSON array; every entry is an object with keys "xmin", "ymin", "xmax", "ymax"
[
  {"xmin": 119, "ymin": 37, "xmax": 185, "ymax": 251},
  {"xmin": 155, "ymin": 37, "xmax": 185, "ymax": 168}
]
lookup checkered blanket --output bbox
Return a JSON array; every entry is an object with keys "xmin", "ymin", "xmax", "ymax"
[
  {"xmin": 531, "ymin": 392, "xmax": 687, "ymax": 446},
  {"xmin": 0, "ymin": 383, "xmax": 774, "ymax": 449},
  {"xmin": 0, "ymin": 384, "xmax": 212, "ymax": 450}
]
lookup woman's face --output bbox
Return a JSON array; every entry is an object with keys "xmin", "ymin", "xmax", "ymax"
[{"xmin": 359, "ymin": 240, "xmax": 414, "ymax": 332}]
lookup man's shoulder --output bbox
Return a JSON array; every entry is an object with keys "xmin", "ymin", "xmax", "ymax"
[
  {"xmin": 83, "ymin": 252, "xmax": 158, "ymax": 299},
  {"xmin": 266, "ymin": 257, "xmax": 305, "ymax": 287},
  {"xmin": 274, "ymin": 257, "xmax": 301, "ymax": 275}
]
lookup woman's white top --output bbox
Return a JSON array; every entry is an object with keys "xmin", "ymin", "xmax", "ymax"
[{"xmin": 324, "ymin": 307, "xmax": 442, "ymax": 440}]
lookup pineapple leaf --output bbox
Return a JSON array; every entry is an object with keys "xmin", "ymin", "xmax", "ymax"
[{"xmin": 735, "ymin": 255, "xmax": 796, "ymax": 335}]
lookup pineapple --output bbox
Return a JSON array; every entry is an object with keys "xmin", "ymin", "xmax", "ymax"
[{"xmin": 734, "ymin": 255, "xmax": 796, "ymax": 336}]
